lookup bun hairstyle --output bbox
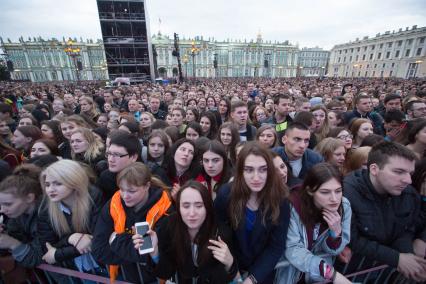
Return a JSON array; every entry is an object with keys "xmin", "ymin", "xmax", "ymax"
[{"xmin": 0, "ymin": 164, "xmax": 43, "ymax": 198}]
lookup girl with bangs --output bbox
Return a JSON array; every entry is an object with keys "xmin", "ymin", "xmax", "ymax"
[
  {"xmin": 92, "ymin": 162, "xmax": 173, "ymax": 283},
  {"xmin": 196, "ymin": 140, "xmax": 232, "ymax": 200},
  {"xmin": 215, "ymin": 142, "xmax": 291, "ymax": 284},
  {"xmin": 37, "ymin": 160, "xmax": 104, "ymax": 282},
  {"xmin": 133, "ymin": 181, "xmax": 238, "ymax": 283},
  {"xmin": 217, "ymin": 122, "xmax": 240, "ymax": 167},
  {"xmin": 0, "ymin": 164, "xmax": 43, "ymax": 268}
]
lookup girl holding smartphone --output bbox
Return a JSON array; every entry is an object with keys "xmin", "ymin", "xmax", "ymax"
[{"xmin": 133, "ymin": 181, "xmax": 238, "ymax": 283}]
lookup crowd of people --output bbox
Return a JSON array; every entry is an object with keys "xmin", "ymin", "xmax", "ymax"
[{"xmin": 0, "ymin": 76, "xmax": 425, "ymax": 284}]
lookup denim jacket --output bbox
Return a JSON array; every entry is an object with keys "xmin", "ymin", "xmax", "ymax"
[{"xmin": 275, "ymin": 197, "xmax": 351, "ymax": 284}]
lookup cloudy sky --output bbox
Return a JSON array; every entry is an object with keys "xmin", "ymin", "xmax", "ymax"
[{"xmin": 0, "ymin": 0, "xmax": 425, "ymax": 50}]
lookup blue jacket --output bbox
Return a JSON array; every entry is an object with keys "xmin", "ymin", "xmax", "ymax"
[
  {"xmin": 214, "ymin": 183, "xmax": 291, "ymax": 284},
  {"xmin": 343, "ymin": 109, "xmax": 384, "ymax": 136},
  {"xmin": 275, "ymin": 198, "xmax": 351, "ymax": 283},
  {"xmin": 272, "ymin": 147, "xmax": 324, "ymax": 181}
]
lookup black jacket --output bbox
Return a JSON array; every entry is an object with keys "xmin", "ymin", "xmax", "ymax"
[
  {"xmin": 92, "ymin": 187, "xmax": 174, "ymax": 283},
  {"xmin": 343, "ymin": 169, "xmax": 422, "ymax": 267},
  {"xmin": 6, "ymin": 200, "xmax": 42, "ymax": 268},
  {"xmin": 96, "ymin": 169, "xmax": 118, "ymax": 201},
  {"xmin": 154, "ymin": 215, "xmax": 238, "ymax": 284},
  {"xmin": 37, "ymin": 186, "xmax": 103, "ymax": 268}
]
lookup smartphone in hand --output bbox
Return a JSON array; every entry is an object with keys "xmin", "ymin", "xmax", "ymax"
[{"xmin": 135, "ymin": 222, "xmax": 154, "ymax": 255}]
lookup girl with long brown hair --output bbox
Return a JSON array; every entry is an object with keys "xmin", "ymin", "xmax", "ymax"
[
  {"xmin": 275, "ymin": 163, "xmax": 352, "ymax": 283},
  {"xmin": 133, "ymin": 181, "xmax": 238, "ymax": 283},
  {"xmin": 214, "ymin": 142, "xmax": 291, "ymax": 284}
]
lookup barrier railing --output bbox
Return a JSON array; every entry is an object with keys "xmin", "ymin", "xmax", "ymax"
[{"xmin": 0, "ymin": 260, "xmax": 414, "ymax": 284}]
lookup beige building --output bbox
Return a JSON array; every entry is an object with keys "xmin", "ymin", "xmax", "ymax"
[{"xmin": 328, "ymin": 25, "xmax": 426, "ymax": 78}]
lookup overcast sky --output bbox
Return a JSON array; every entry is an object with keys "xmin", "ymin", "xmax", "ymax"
[{"xmin": 0, "ymin": 0, "xmax": 425, "ymax": 50}]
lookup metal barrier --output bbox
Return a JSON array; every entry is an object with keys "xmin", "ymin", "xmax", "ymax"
[
  {"xmin": 0, "ymin": 260, "xmax": 416, "ymax": 284},
  {"xmin": 275, "ymin": 255, "xmax": 416, "ymax": 284},
  {"xmin": 36, "ymin": 264, "xmax": 132, "ymax": 284}
]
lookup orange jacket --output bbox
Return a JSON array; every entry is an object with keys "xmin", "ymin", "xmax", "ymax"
[{"xmin": 109, "ymin": 189, "xmax": 172, "ymax": 282}]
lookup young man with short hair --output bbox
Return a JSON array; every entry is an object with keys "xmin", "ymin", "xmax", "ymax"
[
  {"xmin": 343, "ymin": 94, "xmax": 384, "ymax": 135},
  {"xmin": 127, "ymin": 99, "xmax": 141, "ymax": 121},
  {"xmin": 344, "ymin": 142, "xmax": 426, "ymax": 282},
  {"xmin": 97, "ymin": 133, "xmax": 141, "ymax": 201},
  {"xmin": 379, "ymin": 94, "xmax": 402, "ymax": 118},
  {"xmin": 263, "ymin": 94, "xmax": 293, "ymax": 143},
  {"xmin": 149, "ymin": 93, "xmax": 166, "ymax": 120},
  {"xmin": 273, "ymin": 122, "xmax": 323, "ymax": 185},
  {"xmin": 230, "ymin": 101, "xmax": 256, "ymax": 141},
  {"xmin": 406, "ymin": 100, "xmax": 426, "ymax": 120}
]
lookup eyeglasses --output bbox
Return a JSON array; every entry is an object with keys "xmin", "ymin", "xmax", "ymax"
[
  {"xmin": 105, "ymin": 152, "xmax": 129, "ymax": 159},
  {"xmin": 337, "ymin": 134, "xmax": 353, "ymax": 140}
]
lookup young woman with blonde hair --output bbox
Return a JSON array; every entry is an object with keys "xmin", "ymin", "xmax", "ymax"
[
  {"xmin": 79, "ymin": 96, "xmax": 100, "ymax": 122},
  {"xmin": 70, "ymin": 128, "xmax": 105, "ymax": 169},
  {"xmin": 38, "ymin": 159, "xmax": 103, "ymax": 278},
  {"xmin": 59, "ymin": 114, "xmax": 93, "ymax": 159}
]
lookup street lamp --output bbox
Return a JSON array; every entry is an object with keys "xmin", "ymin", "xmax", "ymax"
[
  {"xmin": 190, "ymin": 41, "xmax": 200, "ymax": 78},
  {"xmin": 182, "ymin": 54, "xmax": 189, "ymax": 78},
  {"xmin": 64, "ymin": 39, "xmax": 81, "ymax": 82}
]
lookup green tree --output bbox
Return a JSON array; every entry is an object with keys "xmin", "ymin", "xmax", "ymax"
[{"xmin": 0, "ymin": 65, "xmax": 11, "ymax": 81}]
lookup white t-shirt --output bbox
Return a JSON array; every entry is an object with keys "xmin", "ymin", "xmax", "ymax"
[{"xmin": 289, "ymin": 158, "xmax": 303, "ymax": 177}]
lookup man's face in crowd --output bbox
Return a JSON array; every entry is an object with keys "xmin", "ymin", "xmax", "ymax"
[
  {"xmin": 197, "ymin": 91, "xmax": 204, "ymax": 98},
  {"xmin": 0, "ymin": 121, "xmax": 10, "ymax": 135},
  {"xmin": 370, "ymin": 156, "xmax": 415, "ymax": 196},
  {"xmin": 113, "ymin": 90, "xmax": 122, "ymax": 100},
  {"xmin": 174, "ymin": 99, "xmax": 184, "ymax": 109},
  {"xmin": 371, "ymin": 98, "xmax": 380, "ymax": 108},
  {"xmin": 331, "ymin": 88, "xmax": 341, "ymax": 97},
  {"xmin": 164, "ymin": 92, "xmax": 173, "ymax": 103},
  {"xmin": 103, "ymin": 92, "xmax": 113, "ymax": 103},
  {"xmin": 356, "ymin": 98, "xmax": 372, "ymax": 113},
  {"xmin": 276, "ymin": 98, "xmax": 291, "ymax": 116},
  {"xmin": 63, "ymin": 94, "xmax": 74, "ymax": 105},
  {"xmin": 150, "ymin": 98, "xmax": 160, "ymax": 112},
  {"xmin": 187, "ymin": 92, "xmax": 196, "ymax": 100},
  {"xmin": 409, "ymin": 102, "xmax": 426, "ymax": 118},
  {"xmin": 385, "ymin": 98, "xmax": 402, "ymax": 112},
  {"xmin": 128, "ymin": 99, "xmax": 139, "ymax": 112},
  {"xmin": 282, "ymin": 128, "xmax": 310, "ymax": 160},
  {"xmin": 107, "ymin": 144, "xmax": 138, "ymax": 173},
  {"xmin": 231, "ymin": 106, "xmax": 248, "ymax": 127},
  {"xmin": 198, "ymin": 98, "xmax": 206, "ymax": 108},
  {"xmin": 247, "ymin": 83, "xmax": 255, "ymax": 92},
  {"xmin": 242, "ymin": 92, "xmax": 249, "ymax": 102},
  {"xmin": 297, "ymin": 102, "xmax": 311, "ymax": 112}
]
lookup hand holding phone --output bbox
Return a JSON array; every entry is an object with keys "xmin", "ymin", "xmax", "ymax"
[{"xmin": 134, "ymin": 222, "xmax": 154, "ymax": 255}]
